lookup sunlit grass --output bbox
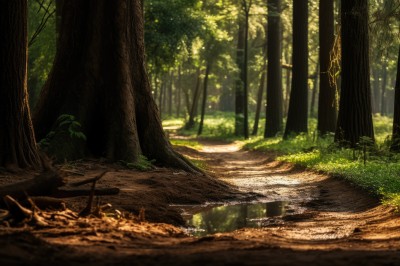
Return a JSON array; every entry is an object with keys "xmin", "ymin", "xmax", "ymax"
[
  {"xmin": 170, "ymin": 139, "xmax": 203, "ymax": 150},
  {"xmin": 163, "ymin": 112, "xmax": 400, "ymax": 206}
]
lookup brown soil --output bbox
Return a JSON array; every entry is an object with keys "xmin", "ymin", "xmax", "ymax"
[{"xmin": 1, "ymin": 139, "xmax": 400, "ymax": 265}]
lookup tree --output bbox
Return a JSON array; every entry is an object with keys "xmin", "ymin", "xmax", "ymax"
[
  {"xmin": 33, "ymin": 0, "xmax": 198, "ymax": 173},
  {"xmin": 0, "ymin": 0, "xmax": 41, "ymax": 169},
  {"xmin": 264, "ymin": 0, "xmax": 283, "ymax": 138},
  {"xmin": 317, "ymin": 0, "xmax": 337, "ymax": 135},
  {"xmin": 391, "ymin": 47, "xmax": 400, "ymax": 151},
  {"xmin": 235, "ymin": 19, "xmax": 246, "ymax": 136},
  {"xmin": 335, "ymin": 0, "xmax": 375, "ymax": 146},
  {"xmin": 198, "ymin": 61, "xmax": 212, "ymax": 135},
  {"xmin": 283, "ymin": 0, "xmax": 308, "ymax": 138}
]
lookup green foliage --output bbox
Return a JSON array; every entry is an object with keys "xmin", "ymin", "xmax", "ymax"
[
  {"xmin": 120, "ymin": 155, "xmax": 155, "ymax": 171},
  {"xmin": 39, "ymin": 114, "xmax": 86, "ymax": 148},
  {"xmin": 56, "ymin": 115, "xmax": 87, "ymax": 140},
  {"xmin": 28, "ymin": 0, "xmax": 56, "ymax": 107}
]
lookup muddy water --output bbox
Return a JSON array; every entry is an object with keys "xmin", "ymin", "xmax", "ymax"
[
  {"xmin": 186, "ymin": 201, "xmax": 289, "ymax": 236},
  {"xmin": 176, "ymin": 141, "xmax": 320, "ymax": 236}
]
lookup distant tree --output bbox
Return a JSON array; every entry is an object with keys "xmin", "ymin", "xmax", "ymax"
[
  {"xmin": 391, "ymin": 47, "xmax": 400, "ymax": 152},
  {"xmin": 264, "ymin": 0, "xmax": 283, "ymax": 138},
  {"xmin": 198, "ymin": 61, "xmax": 212, "ymax": 136},
  {"xmin": 317, "ymin": 0, "xmax": 337, "ymax": 135},
  {"xmin": 0, "ymin": 0, "xmax": 41, "ymax": 169},
  {"xmin": 33, "ymin": 0, "xmax": 198, "ymax": 173},
  {"xmin": 284, "ymin": 0, "xmax": 308, "ymax": 138},
  {"xmin": 335, "ymin": 0, "xmax": 374, "ymax": 146}
]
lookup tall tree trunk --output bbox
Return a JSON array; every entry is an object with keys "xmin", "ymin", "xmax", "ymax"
[
  {"xmin": 186, "ymin": 68, "xmax": 201, "ymax": 129},
  {"xmin": 33, "ymin": 0, "xmax": 198, "ymax": 173},
  {"xmin": 0, "ymin": 0, "xmax": 41, "ymax": 169},
  {"xmin": 176, "ymin": 66, "xmax": 182, "ymax": 118},
  {"xmin": 242, "ymin": 3, "xmax": 250, "ymax": 139},
  {"xmin": 335, "ymin": 0, "xmax": 374, "ymax": 146},
  {"xmin": 284, "ymin": 0, "xmax": 308, "ymax": 138},
  {"xmin": 251, "ymin": 61, "xmax": 266, "ymax": 136},
  {"xmin": 391, "ymin": 47, "xmax": 400, "ymax": 151},
  {"xmin": 317, "ymin": 0, "xmax": 337, "ymax": 135},
  {"xmin": 264, "ymin": 0, "xmax": 283, "ymax": 138},
  {"xmin": 235, "ymin": 19, "xmax": 245, "ymax": 136},
  {"xmin": 168, "ymin": 71, "xmax": 173, "ymax": 117},
  {"xmin": 380, "ymin": 60, "xmax": 388, "ymax": 116},
  {"xmin": 309, "ymin": 63, "xmax": 319, "ymax": 118},
  {"xmin": 198, "ymin": 62, "xmax": 212, "ymax": 136},
  {"xmin": 283, "ymin": 51, "xmax": 291, "ymax": 117}
]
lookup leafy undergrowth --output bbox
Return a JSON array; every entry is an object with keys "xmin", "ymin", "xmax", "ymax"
[{"xmin": 163, "ymin": 113, "xmax": 400, "ymax": 207}]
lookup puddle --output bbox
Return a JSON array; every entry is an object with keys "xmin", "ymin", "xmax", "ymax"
[{"xmin": 186, "ymin": 201, "xmax": 289, "ymax": 237}]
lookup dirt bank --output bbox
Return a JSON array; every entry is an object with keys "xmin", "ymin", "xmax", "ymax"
[{"xmin": 1, "ymin": 140, "xmax": 400, "ymax": 265}]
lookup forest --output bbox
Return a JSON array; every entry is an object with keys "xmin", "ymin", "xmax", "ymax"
[{"xmin": 0, "ymin": 0, "xmax": 400, "ymax": 265}]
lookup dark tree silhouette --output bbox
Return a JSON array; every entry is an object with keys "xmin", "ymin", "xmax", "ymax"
[
  {"xmin": 391, "ymin": 47, "xmax": 400, "ymax": 152},
  {"xmin": 317, "ymin": 0, "xmax": 337, "ymax": 135},
  {"xmin": 335, "ymin": 0, "xmax": 374, "ymax": 146},
  {"xmin": 33, "ymin": 0, "xmax": 198, "ymax": 173},
  {"xmin": 235, "ymin": 20, "xmax": 246, "ymax": 136},
  {"xmin": 0, "ymin": 0, "xmax": 41, "ymax": 169},
  {"xmin": 264, "ymin": 0, "xmax": 283, "ymax": 138},
  {"xmin": 198, "ymin": 62, "xmax": 212, "ymax": 136},
  {"xmin": 284, "ymin": 0, "xmax": 308, "ymax": 138}
]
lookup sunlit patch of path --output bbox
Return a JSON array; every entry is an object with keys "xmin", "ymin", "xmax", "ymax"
[{"xmin": 183, "ymin": 139, "xmax": 400, "ymax": 245}]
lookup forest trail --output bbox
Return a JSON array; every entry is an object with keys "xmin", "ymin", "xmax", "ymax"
[{"xmin": 1, "ymin": 139, "xmax": 400, "ymax": 265}]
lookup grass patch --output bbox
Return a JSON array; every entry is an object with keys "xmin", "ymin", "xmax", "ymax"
[
  {"xmin": 164, "ymin": 113, "xmax": 400, "ymax": 206},
  {"xmin": 170, "ymin": 139, "xmax": 203, "ymax": 150}
]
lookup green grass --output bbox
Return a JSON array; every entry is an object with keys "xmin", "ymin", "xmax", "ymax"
[
  {"xmin": 163, "ymin": 113, "xmax": 400, "ymax": 207},
  {"xmin": 169, "ymin": 139, "xmax": 203, "ymax": 150}
]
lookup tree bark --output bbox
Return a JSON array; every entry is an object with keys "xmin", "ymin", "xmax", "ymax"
[
  {"xmin": 284, "ymin": 0, "xmax": 308, "ymax": 138},
  {"xmin": 317, "ymin": 0, "xmax": 337, "ymax": 135},
  {"xmin": 317, "ymin": 0, "xmax": 337, "ymax": 136},
  {"xmin": 235, "ymin": 18, "xmax": 246, "ymax": 136},
  {"xmin": 198, "ymin": 62, "xmax": 212, "ymax": 136},
  {"xmin": 251, "ymin": 61, "xmax": 266, "ymax": 136},
  {"xmin": 264, "ymin": 0, "xmax": 283, "ymax": 138},
  {"xmin": 186, "ymin": 68, "xmax": 202, "ymax": 129},
  {"xmin": 33, "ymin": 0, "xmax": 198, "ymax": 173},
  {"xmin": 335, "ymin": 0, "xmax": 374, "ymax": 146},
  {"xmin": 0, "ymin": 0, "xmax": 41, "ymax": 169},
  {"xmin": 391, "ymin": 47, "xmax": 400, "ymax": 152}
]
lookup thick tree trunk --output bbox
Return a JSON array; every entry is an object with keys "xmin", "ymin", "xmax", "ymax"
[
  {"xmin": 33, "ymin": 0, "xmax": 198, "ymax": 173},
  {"xmin": 0, "ymin": 0, "xmax": 41, "ymax": 169},
  {"xmin": 264, "ymin": 0, "xmax": 283, "ymax": 138},
  {"xmin": 317, "ymin": 0, "xmax": 337, "ymax": 135},
  {"xmin": 335, "ymin": 0, "xmax": 374, "ymax": 146},
  {"xmin": 284, "ymin": 0, "xmax": 308, "ymax": 138},
  {"xmin": 235, "ymin": 20, "xmax": 246, "ymax": 136},
  {"xmin": 55, "ymin": 0, "xmax": 64, "ymax": 47},
  {"xmin": 242, "ymin": 6, "xmax": 250, "ymax": 139},
  {"xmin": 198, "ymin": 62, "xmax": 212, "ymax": 136},
  {"xmin": 391, "ymin": 47, "xmax": 400, "ymax": 152}
]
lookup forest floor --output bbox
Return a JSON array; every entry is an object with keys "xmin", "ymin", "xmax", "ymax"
[{"xmin": 1, "ymin": 135, "xmax": 400, "ymax": 265}]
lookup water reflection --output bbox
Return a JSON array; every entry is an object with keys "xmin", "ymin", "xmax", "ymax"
[{"xmin": 187, "ymin": 201, "xmax": 288, "ymax": 237}]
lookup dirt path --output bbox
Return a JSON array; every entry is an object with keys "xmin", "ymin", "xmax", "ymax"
[{"xmin": 1, "ymin": 140, "xmax": 400, "ymax": 265}]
